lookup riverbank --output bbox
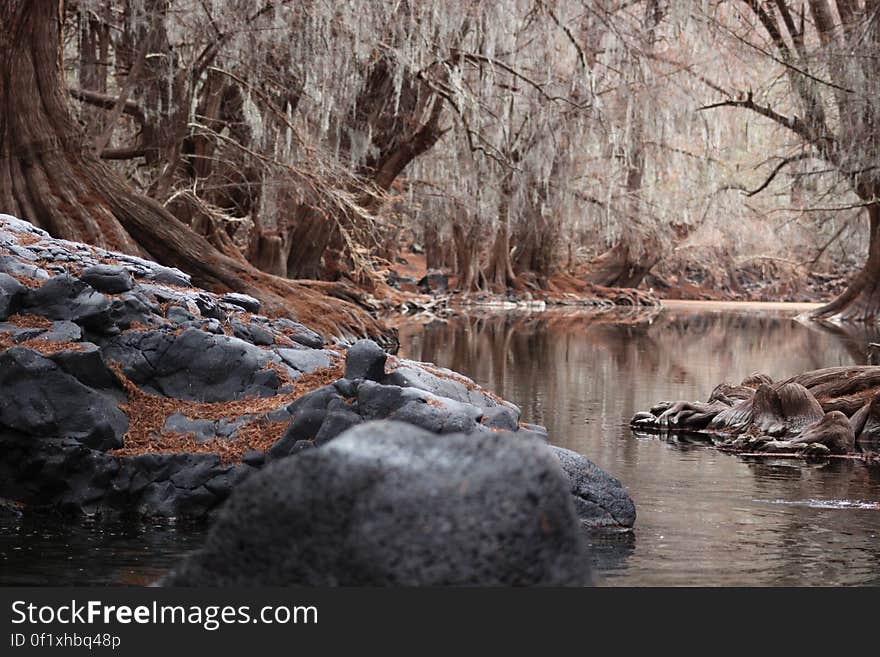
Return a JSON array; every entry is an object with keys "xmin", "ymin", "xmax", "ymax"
[
  {"xmin": 376, "ymin": 242, "xmax": 850, "ymax": 316},
  {"xmin": 0, "ymin": 215, "xmax": 634, "ymax": 560},
  {"xmin": 4, "ymin": 295, "xmax": 880, "ymax": 585}
]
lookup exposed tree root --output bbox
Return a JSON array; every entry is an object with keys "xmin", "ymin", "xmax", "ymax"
[{"xmin": 632, "ymin": 365, "xmax": 880, "ymax": 458}]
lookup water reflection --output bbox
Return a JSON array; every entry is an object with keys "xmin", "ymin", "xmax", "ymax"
[
  {"xmin": 0, "ymin": 512, "xmax": 207, "ymax": 586},
  {"xmin": 2, "ymin": 305, "xmax": 878, "ymax": 586},
  {"xmin": 397, "ymin": 306, "xmax": 880, "ymax": 586}
]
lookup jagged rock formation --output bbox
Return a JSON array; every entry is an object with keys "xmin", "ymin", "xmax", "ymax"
[
  {"xmin": 632, "ymin": 366, "xmax": 880, "ymax": 457},
  {"xmin": 0, "ymin": 215, "xmax": 635, "ymax": 528}
]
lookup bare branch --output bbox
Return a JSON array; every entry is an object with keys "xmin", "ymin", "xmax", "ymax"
[
  {"xmin": 745, "ymin": 152, "xmax": 814, "ymax": 197},
  {"xmin": 68, "ymin": 87, "xmax": 145, "ymax": 124}
]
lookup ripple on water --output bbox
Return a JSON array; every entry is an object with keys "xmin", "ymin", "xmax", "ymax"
[{"xmin": 758, "ymin": 498, "xmax": 880, "ymax": 510}]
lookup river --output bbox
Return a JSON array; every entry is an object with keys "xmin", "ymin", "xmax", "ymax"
[
  {"xmin": 2, "ymin": 303, "xmax": 878, "ymax": 585},
  {"xmin": 395, "ymin": 303, "xmax": 880, "ymax": 586}
]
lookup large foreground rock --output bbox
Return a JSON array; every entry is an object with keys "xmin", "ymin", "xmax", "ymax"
[{"xmin": 164, "ymin": 421, "xmax": 592, "ymax": 586}]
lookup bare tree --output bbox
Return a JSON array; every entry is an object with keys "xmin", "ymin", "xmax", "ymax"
[
  {"xmin": 700, "ymin": 1, "xmax": 880, "ymax": 320},
  {"xmin": 0, "ymin": 0, "xmax": 389, "ymax": 341}
]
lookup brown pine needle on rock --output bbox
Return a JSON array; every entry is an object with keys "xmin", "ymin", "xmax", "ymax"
[{"xmin": 108, "ymin": 358, "xmax": 343, "ymax": 464}]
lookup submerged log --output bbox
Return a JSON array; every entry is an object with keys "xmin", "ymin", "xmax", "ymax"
[{"xmin": 632, "ymin": 366, "xmax": 880, "ymax": 457}]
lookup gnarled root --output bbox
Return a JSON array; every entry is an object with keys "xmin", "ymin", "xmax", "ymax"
[{"xmin": 631, "ymin": 366, "xmax": 880, "ymax": 456}]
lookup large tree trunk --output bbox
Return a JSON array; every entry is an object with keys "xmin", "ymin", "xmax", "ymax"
[
  {"xmin": 585, "ymin": 242, "xmax": 658, "ymax": 289},
  {"xmin": 813, "ymin": 201, "xmax": 880, "ymax": 322},
  {"xmin": 0, "ymin": 0, "xmax": 391, "ymax": 344},
  {"xmin": 586, "ymin": 0, "xmax": 664, "ymax": 293},
  {"xmin": 484, "ymin": 184, "xmax": 517, "ymax": 292},
  {"xmin": 485, "ymin": 220, "xmax": 517, "ymax": 291},
  {"xmin": 285, "ymin": 205, "xmax": 338, "ymax": 279},
  {"xmin": 452, "ymin": 220, "xmax": 481, "ymax": 292}
]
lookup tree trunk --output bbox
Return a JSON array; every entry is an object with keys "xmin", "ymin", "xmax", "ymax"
[
  {"xmin": 0, "ymin": 0, "xmax": 391, "ymax": 344},
  {"xmin": 285, "ymin": 205, "xmax": 337, "ymax": 279},
  {"xmin": 585, "ymin": 242, "xmax": 658, "ymax": 289},
  {"xmin": 813, "ymin": 202, "xmax": 880, "ymax": 322},
  {"xmin": 485, "ymin": 221, "xmax": 517, "ymax": 291},
  {"xmin": 586, "ymin": 0, "xmax": 664, "ymax": 292},
  {"xmin": 453, "ymin": 220, "xmax": 481, "ymax": 292},
  {"xmin": 484, "ymin": 189, "xmax": 517, "ymax": 292},
  {"xmin": 424, "ymin": 222, "xmax": 442, "ymax": 270}
]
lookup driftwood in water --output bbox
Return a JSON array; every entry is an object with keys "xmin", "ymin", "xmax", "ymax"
[{"xmin": 632, "ymin": 366, "xmax": 880, "ymax": 456}]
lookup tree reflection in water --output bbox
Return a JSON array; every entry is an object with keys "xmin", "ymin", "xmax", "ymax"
[{"xmin": 397, "ymin": 306, "xmax": 880, "ymax": 586}]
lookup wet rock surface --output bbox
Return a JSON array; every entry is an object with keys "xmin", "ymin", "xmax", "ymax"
[
  {"xmin": 164, "ymin": 421, "xmax": 593, "ymax": 586},
  {"xmin": 551, "ymin": 446, "xmax": 637, "ymax": 528},
  {"xmin": 0, "ymin": 215, "xmax": 634, "ymax": 535}
]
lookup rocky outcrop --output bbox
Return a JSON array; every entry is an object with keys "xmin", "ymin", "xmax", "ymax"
[
  {"xmin": 0, "ymin": 214, "xmax": 635, "ymax": 530},
  {"xmin": 164, "ymin": 421, "xmax": 593, "ymax": 586}
]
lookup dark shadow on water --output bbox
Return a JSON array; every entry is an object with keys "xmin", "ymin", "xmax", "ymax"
[
  {"xmin": 0, "ymin": 512, "xmax": 208, "ymax": 586},
  {"xmin": 582, "ymin": 528, "xmax": 636, "ymax": 582}
]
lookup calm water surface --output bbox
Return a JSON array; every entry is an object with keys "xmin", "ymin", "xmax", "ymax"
[
  {"xmin": 396, "ymin": 304, "xmax": 880, "ymax": 586},
  {"xmin": 2, "ymin": 304, "xmax": 878, "ymax": 585}
]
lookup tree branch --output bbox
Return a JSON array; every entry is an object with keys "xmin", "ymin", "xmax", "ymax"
[
  {"xmin": 698, "ymin": 97, "xmax": 833, "ymax": 161},
  {"xmin": 99, "ymin": 146, "xmax": 148, "ymax": 160},
  {"xmin": 746, "ymin": 152, "xmax": 813, "ymax": 196},
  {"xmin": 68, "ymin": 87, "xmax": 145, "ymax": 124}
]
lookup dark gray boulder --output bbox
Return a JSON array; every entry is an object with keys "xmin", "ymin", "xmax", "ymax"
[
  {"xmin": 102, "ymin": 328, "xmax": 280, "ymax": 401},
  {"xmin": 40, "ymin": 320, "xmax": 83, "ymax": 343},
  {"xmin": 355, "ymin": 381, "xmax": 421, "ymax": 419},
  {"xmin": 81, "ymin": 265, "xmax": 133, "ymax": 294},
  {"xmin": 140, "ymin": 265, "xmax": 191, "ymax": 288},
  {"xmin": 0, "ymin": 272, "xmax": 26, "ymax": 320},
  {"xmin": 481, "ymin": 406, "xmax": 520, "ymax": 431},
  {"xmin": 164, "ymin": 421, "xmax": 592, "ymax": 586},
  {"xmin": 0, "ymin": 347, "xmax": 127, "ymax": 450},
  {"xmin": 230, "ymin": 317, "xmax": 275, "ymax": 346},
  {"xmin": 550, "ymin": 446, "xmax": 636, "ymax": 529},
  {"xmin": 268, "ymin": 409, "xmax": 327, "ymax": 457},
  {"xmin": 220, "ymin": 293, "xmax": 261, "ymax": 313},
  {"xmin": 345, "ymin": 339, "xmax": 387, "ymax": 381},
  {"xmin": 314, "ymin": 408, "xmax": 362, "ymax": 445},
  {"xmin": 356, "ymin": 381, "xmax": 486, "ymax": 434},
  {"xmin": 26, "ymin": 274, "xmax": 112, "ymax": 331},
  {"xmin": 266, "ymin": 386, "xmax": 348, "ymax": 459},
  {"xmin": 270, "ymin": 318, "xmax": 324, "ymax": 349},
  {"xmin": 384, "ymin": 361, "xmax": 508, "ymax": 411},
  {"xmin": 107, "ymin": 292, "xmax": 159, "ymax": 329},
  {"xmin": 276, "ymin": 347, "xmax": 333, "ymax": 374},
  {"xmin": 48, "ymin": 342, "xmax": 120, "ymax": 390}
]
